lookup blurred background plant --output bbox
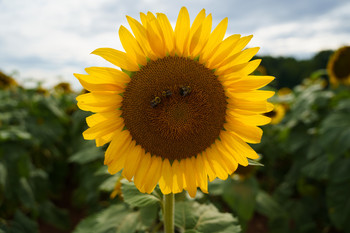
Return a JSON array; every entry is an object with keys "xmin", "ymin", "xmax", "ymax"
[{"xmin": 1, "ymin": 48, "xmax": 350, "ymax": 233}]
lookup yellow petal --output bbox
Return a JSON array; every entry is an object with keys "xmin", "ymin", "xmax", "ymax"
[
  {"xmin": 85, "ymin": 67, "xmax": 131, "ymax": 84},
  {"xmin": 219, "ymin": 47, "xmax": 260, "ymax": 69},
  {"xmin": 226, "ymin": 111, "xmax": 271, "ymax": 126},
  {"xmin": 223, "ymin": 75, "xmax": 274, "ymax": 90},
  {"xmin": 219, "ymin": 132, "xmax": 249, "ymax": 166},
  {"xmin": 76, "ymin": 92, "xmax": 122, "ymax": 112},
  {"xmin": 224, "ymin": 118, "xmax": 263, "ymax": 144},
  {"xmin": 208, "ymin": 143, "xmax": 233, "ymax": 172},
  {"xmin": 91, "ymin": 48, "xmax": 139, "ymax": 71},
  {"xmin": 143, "ymin": 156, "xmax": 163, "ymax": 194},
  {"xmin": 74, "ymin": 73, "xmax": 125, "ymax": 92},
  {"xmin": 133, "ymin": 152, "xmax": 152, "ymax": 193},
  {"xmin": 159, "ymin": 159, "xmax": 173, "ymax": 195},
  {"xmin": 193, "ymin": 156, "xmax": 208, "ymax": 193},
  {"xmin": 104, "ymin": 130, "xmax": 131, "ymax": 165},
  {"xmin": 184, "ymin": 158, "xmax": 197, "ymax": 198},
  {"xmin": 119, "ymin": 26, "xmax": 147, "ymax": 66},
  {"xmin": 88, "ymin": 111, "xmax": 122, "ymax": 146},
  {"xmin": 157, "ymin": 13, "xmax": 175, "ymax": 54},
  {"xmin": 204, "ymin": 147, "xmax": 228, "ymax": 180},
  {"xmin": 171, "ymin": 160, "xmax": 183, "ymax": 193},
  {"xmin": 107, "ymin": 138, "xmax": 134, "ymax": 174},
  {"xmin": 139, "ymin": 12, "xmax": 148, "ymax": 27},
  {"xmin": 216, "ymin": 59, "xmax": 261, "ymax": 77},
  {"xmin": 175, "ymin": 7, "xmax": 190, "ymax": 55},
  {"xmin": 126, "ymin": 16, "xmax": 157, "ymax": 60},
  {"xmin": 122, "ymin": 145, "xmax": 143, "ymax": 181},
  {"xmin": 76, "ymin": 92, "xmax": 122, "ymax": 106},
  {"xmin": 200, "ymin": 152, "xmax": 216, "ymax": 182},
  {"xmin": 228, "ymin": 35, "xmax": 254, "ymax": 57},
  {"xmin": 85, "ymin": 110, "xmax": 121, "ymax": 127},
  {"xmin": 214, "ymin": 140, "xmax": 241, "ymax": 171},
  {"xmin": 229, "ymin": 132, "xmax": 260, "ymax": 159},
  {"xmin": 227, "ymin": 100, "xmax": 274, "ymax": 113},
  {"xmin": 206, "ymin": 34, "xmax": 241, "ymax": 69},
  {"xmin": 226, "ymin": 90, "xmax": 275, "ymax": 101},
  {"xmin": 200, "ymin": 17, "xmax": 228, "ymax": 63},
  {"xmin": 83, "ymin": 116, "xmax": 123, "ymax": 140},
  {"xmin": 190, "ymin": 14, "xmax": 212, "ymax": 57},
  {"xmin": 190, "ymin": 9, "xmax": 206, "ymax": 34},
  {"xmin": 187, "ymin": 9, "xmax": 205, "ymax": 55},
  {"xmin": 145, "ymin": 18, "xmax": 166, "ymax": 57}
]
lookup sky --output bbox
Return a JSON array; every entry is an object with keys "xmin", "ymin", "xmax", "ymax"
[{"xmin": 0, "ymin": 0, "xmax": 349, "ymax": 89}]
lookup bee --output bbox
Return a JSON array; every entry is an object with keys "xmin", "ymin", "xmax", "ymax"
[
  {"xmin": 150, "ymin": 96, "xmax": 161, "ymax": 108},
  {"xmin": 180, "ymin": 86, "xmax": 191, "ymax": 97},
  {"xmin": 162, "ymin": 89, "xmax": 172, "ymax": 97}
]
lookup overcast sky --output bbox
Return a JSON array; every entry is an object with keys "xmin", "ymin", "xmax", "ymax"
[{"xmin": 1, "ymin": 0, "xmax": 349, "ymax": 89}]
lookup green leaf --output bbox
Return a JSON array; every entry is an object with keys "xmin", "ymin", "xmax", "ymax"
[
  {"xmin": 207, "ymin": 179, "xmax": 225, "ymax": 195},
  {"xmin": 301, "ymin": 154, "xmax": 329, "ymax": 180},
  {"xmin": 222, "ymin": 177, "xmax": 259, "ymax": 223},
  {"xmin": 320, "ymin": 112, "xmax": 350, "ymax": 155},
  {"xmin": 327, "ymin": 158, "xmax": 350, "ymax": 232},
  {"xmin": 115, "ymin": 212, "xmax": 139, "ymax": 233},
  {"xmin": 8, "ymin": 211, "xmax": 39, "ymax": 233},
  {"xmin": 0, "ymin": 163, "xmax": 6, "ymax": 189},
  {"xmin": 38, "ymin": 201, "xmax": 70, "ymax": 230},
  {"xmin": 69, "ymin": 142, "xmax": 104, "ymax": 164},
  {"xmin": 138, "ymin": 205, "xmax": 158, "ymax": 230},
  {"xmin": 255, "ymin": 190, "xmax": 285, "ymax": 219},
  {"xmin": 0, "ymin": 127, "xmax": 31, "ymax": 141},
  {"xmin": 99, "ymin": 173, "xmax": 121, "ymax": 192},
  {"xmin": 73, "ymin": 204, "xmax": 157, "ymax": 233},
  {"xmin": 121, "ymin": 180, "xmax": 160, "ymax": 207},
  {"xmin": 18, "ymin": 177, "xmax": 36, "ymax": 210},
  {"xmin": 175, "ymin": 201, "xmax": 241, "ymax": 233},
  {"xmin": 248, "ymin": 158, "xmax": 264, "ymax": 166},
  {"xmin": 73, "ymin": 204, "xmax": 135, "ymax": 233}
]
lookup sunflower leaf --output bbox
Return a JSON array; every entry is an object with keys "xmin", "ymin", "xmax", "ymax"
[
  {"xmin": 175, "ymin": 201, "xmax": 241, "ymax": 233},
  {"xmin": 73, "ymin": 204, "xmax": 137, "ymax": 233},
  {"xmin": 222, "ymin": 177, "xmax": 259, "ymax": 224},
  {"xmin": 327, "ymin": 158, "xmax": 350, "ymax": 232},
  {"xmin": 247, "ymin": 158, "xmax": 264, "ymax": 166},
  {"xmin": 121, "ymin": 180, "xmax": 160, "ymax": 207}
]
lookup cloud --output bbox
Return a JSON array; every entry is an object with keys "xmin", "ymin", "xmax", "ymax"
[
  {"xmin": 249, "ymin": 1, "xmax": 350, "ymax": 57},
  {"xmin": 0, "ymin": 0, "xmax": 349, "ymax": 88}
]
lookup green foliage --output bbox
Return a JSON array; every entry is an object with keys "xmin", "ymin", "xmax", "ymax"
[
  {"xmin": 1, "ymin": 55, "xmax": 350, "ymax": 233},
  {"xmin": 175, "ymin": 202, "xmax": 241, "ymax": 233},
  {"xmin": 257, "ymin": 50, "xmax": 333, "ymax": 89},
  {"xmin": 254, "ymin": 78, "xmax": 350, "ymax": 233},
  {"xmin": 0, "ymin": 85, "xmax": 106, "ymax": 232},
  {"xmin": 121, "ymin": 180, "xmax": 161, "ymax": 208},
  {"xmin": 327, "ymin": 158, "xmax": 350, "ymax": 232}
]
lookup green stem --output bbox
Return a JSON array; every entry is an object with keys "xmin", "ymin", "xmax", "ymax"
[{"xmin": 163, "ymin": 193, "xmax": 175, "ymax": 233}]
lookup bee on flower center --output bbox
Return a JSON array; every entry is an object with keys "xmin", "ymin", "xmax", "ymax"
[
  {"xmin": 180, "ymin": 86, "xmax": 191, "ymax": 97},
  {"xmin": 150, "ymin": 96, "xmax": 161, "ymax": 108}
]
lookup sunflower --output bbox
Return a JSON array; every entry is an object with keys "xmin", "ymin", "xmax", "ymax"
[
  {"xmin": 264, "ymin": 103, "xmax": 285, "ymax": 125},
  {"xmin": 277, "ymin": 87, "xmax": 292, "ymax": 96},
  {"xmin": 0, "ymin": 70, "xmax": 18, "ymax": 89},
  {"xmin": 327, "ymin": 46, "xmax": 350, "ymax": 86},
  {"xmin": 74, "ymin": 7, "xmax": 274, "ymax": 197},
  {"xmin": 54, "ymin": 82, "xmax": 73, "ymax": 93}
]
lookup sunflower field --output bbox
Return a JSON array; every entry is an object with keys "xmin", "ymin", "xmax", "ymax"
[{"xmin": 1, "ymin": 46, "xmax": 350, "ymax": 233}]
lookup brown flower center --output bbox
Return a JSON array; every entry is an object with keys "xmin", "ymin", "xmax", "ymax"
[
  {"xmin": 122, "ymin": 56, "xmax": 227, "ymax": 160},
  {"xmin": 264, "ymin": 110, "xmax": 277, "ymax": 118},
  {"xmin": 333, "ymin": 46, "xmax": 350, "ymax": 80}
]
